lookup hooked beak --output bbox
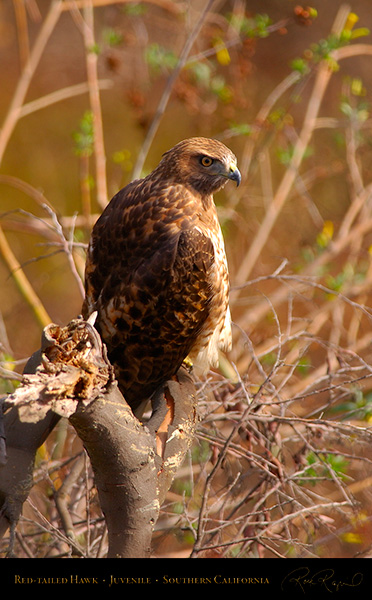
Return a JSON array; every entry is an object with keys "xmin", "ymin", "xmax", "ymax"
[{"xmin": 227, "ymin": 162, "xmax": 241, "ymax": 187}]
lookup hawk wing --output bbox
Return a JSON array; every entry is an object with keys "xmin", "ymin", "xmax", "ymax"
[{"xmin": 82, "ymin": 181, "xmax": 216, "ymax": 411}]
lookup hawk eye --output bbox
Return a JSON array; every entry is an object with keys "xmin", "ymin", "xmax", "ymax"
[{"xmin": 200, "ymin": 156, "xmax": 214, "ymax": 167}]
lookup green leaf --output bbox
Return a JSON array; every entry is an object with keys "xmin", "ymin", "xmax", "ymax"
[
  {"xmin": 144, "ymin": 43, "xmax": 178, "ymax": 73},
  {"xmin": 72, "ymin": 111, "xmax": 94, "ymax": 157},
  {"xmin": 102, "ymin": 28, "xmax": 123, "ymax": 47}
]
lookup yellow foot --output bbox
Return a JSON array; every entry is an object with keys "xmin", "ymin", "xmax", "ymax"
[{"xmin": 182, "ymin": 357, "xmax": 193, "ymax": 372}]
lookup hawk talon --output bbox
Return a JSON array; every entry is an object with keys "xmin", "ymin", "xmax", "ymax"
[{"xmin": 182, "ymin": 357, "xmax": 194, "ymax": 372}]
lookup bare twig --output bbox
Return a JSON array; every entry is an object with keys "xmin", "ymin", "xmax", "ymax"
[
  {"xmin": 0, "ymin": 225, "xmax": 51, "ymax": 328},
  {"xmin": 81, "ymin": 1, "xmax": 108, "ymax": 209},
  {"xmin": 42, "ymin": 205, "xmax": 85, "ymax": 299},
  {"xmin": 0, "ymin": 0, "xmax": 63, "ymax": 167},
  {"xmin": 132, "ymin": 0, "xmax": 215, "ymax": 179},
  {"xmin": 234, "ymin": 6, "xmax": 362, "ymax": 285}
]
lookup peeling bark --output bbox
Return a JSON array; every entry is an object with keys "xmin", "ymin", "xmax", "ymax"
[{"xmin": 0, "ymin": 317, "xmax": 197, "ymax": 557}]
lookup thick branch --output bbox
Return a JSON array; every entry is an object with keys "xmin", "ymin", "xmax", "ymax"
[
  {"xmin": 71, "ymin": 383, "xmax": 159, "ymax": 558},
  {"xmin": 0, "ymin": 406, "xmax": 60, "ymax": 547}
]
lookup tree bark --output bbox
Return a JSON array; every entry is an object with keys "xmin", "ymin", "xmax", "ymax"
[{"xmin": 0, "ymin": 316, "xmax": 197, "ymax": 557}]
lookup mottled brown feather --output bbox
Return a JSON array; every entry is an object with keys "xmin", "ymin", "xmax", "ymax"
[{"xmin": 82, "ymin": 137, "xmax": 240, "ymax": 414}]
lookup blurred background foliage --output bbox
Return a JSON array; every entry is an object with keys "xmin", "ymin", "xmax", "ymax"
[{"xmin": 2, "ymin": 0, "xmax": 372, "ymax": 558}]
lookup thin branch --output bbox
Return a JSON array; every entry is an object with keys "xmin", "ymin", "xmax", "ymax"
[
  {"xmin": 81, "ymin": 1, "xmax": 108, "ymax": 209},
  {"xmin": 0, "ymin": 225, "xmax": 51, "ymax": 328},
  {"xmin": 132, "ymin": 0, "xmax": 215, "ymax": 179},
  {"xmin": 19, "ymin": 80, "xmax": 113, "ymax": 118},
  {"xmin": 235, "ymin": 60, "xmax": 334, "ymax": 285},
  {"xmin": 0, "ymin": 0, "xmax": 63, "ymax": 167},
  {"xmin": 42, "ymin": 205, "xmax": 85, "ymax": 300},
  {"xmin": 12, "ymin": 0, "xmax": 30, "ymax": 69},
  {"xmin": 234, "ymin": 6, "xmax": 360, "ymax": 285}
]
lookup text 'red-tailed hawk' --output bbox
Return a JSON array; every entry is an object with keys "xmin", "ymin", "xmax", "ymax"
[{"xmin": 82, "ymin": 137, "xmax": 241, "ymax": 414}]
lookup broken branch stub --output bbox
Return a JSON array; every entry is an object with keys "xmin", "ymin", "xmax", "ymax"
[{"xmin": 5, "ymin": 314, "xmax": 113, "ymax": 423}]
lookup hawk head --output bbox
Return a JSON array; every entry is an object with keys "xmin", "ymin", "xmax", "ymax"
[{"xmin": 156, "ymin": 137, "xmax": 241, "ymax": 195}]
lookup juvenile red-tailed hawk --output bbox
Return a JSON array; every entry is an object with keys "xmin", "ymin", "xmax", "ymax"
[{"xmin": 82, "ymin": 137, "xmax": 241, "ymax": 414}]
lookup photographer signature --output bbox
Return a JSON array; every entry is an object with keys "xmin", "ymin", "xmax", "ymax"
[{"xmin": 281, "ymin": 567, "xmax": 363, "ymax": 593}]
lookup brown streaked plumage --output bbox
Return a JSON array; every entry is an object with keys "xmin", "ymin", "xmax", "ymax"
[{"xmin": 82, "ymin": 137, "xmax": 241, "ymax": 414}]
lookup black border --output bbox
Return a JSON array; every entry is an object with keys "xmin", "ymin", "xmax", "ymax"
[{"xmin": 3, "ymin": 557, "xmax": 371, "ymax": 596}]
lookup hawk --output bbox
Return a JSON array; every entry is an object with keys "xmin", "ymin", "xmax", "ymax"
[{"xmin": 82, "ymin": 137, "xmax": 241, "ymax": 415}]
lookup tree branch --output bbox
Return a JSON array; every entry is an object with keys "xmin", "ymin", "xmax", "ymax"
[{"xmin": 0, "ymin": 316, "xmax": 197, "ymax": 557}]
